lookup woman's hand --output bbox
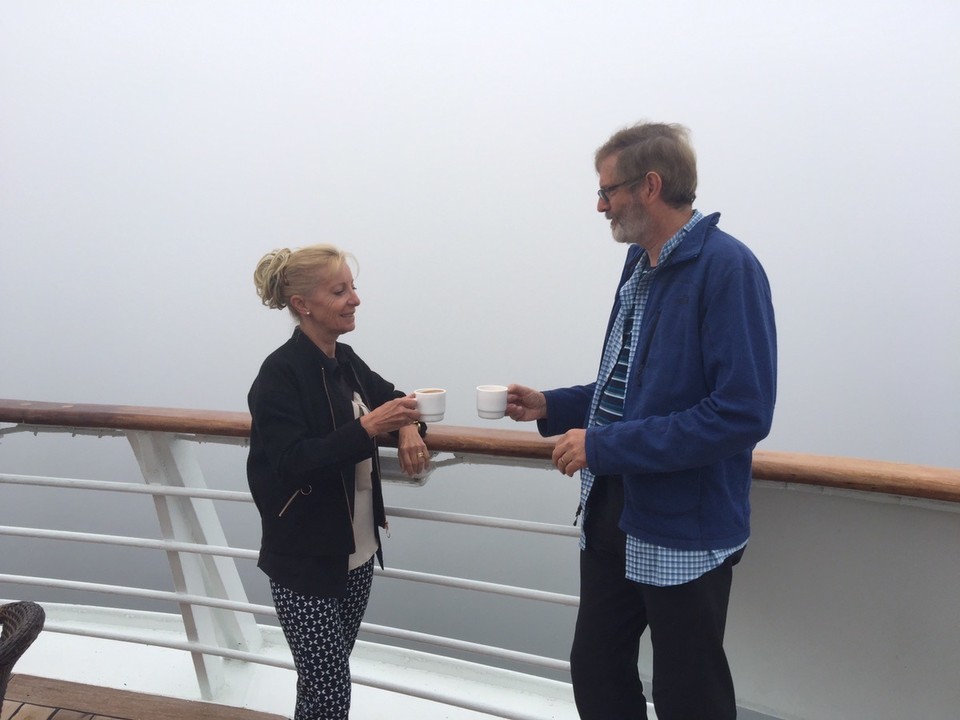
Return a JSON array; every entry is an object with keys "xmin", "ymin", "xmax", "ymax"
[
  {"xmin": 360, "ymin": 394, "xmax": 420, "ymax": 437},
  {"xmin": 397, "ymin": 423, "xmax": 429, "ymax": 477}
]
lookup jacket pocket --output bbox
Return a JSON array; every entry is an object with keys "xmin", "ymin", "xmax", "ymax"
[
  {"xmin": 627, "ymin": 468, "xmax": 701, "ymax": 517},
  {"xmin": 278, "ymin": 484, "xmax": 312, "ymax": 517}
]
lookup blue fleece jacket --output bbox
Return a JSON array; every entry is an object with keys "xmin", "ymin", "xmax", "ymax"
[{"xmin": 539, "ymin": 213, "xmax": 777, "ymax": 551}]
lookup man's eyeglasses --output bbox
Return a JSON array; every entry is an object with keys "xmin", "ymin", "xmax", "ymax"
[{"xmin": 597, "ymin": 173, "xmax": 647, "ymax": 203}]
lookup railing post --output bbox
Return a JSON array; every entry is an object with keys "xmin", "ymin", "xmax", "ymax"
[{"xmin": 127, "ymin": 430, "xmax": 262, "ymax": 700}]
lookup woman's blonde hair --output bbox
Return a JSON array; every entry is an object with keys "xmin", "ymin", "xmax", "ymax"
[{"xmin": 253, "ymin": 244, "xmax": 356, "ymax": 319}]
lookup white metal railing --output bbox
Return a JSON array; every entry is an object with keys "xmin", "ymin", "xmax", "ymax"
[
  {"xmin": 5, "ymin": 401, "xmax": 960, "ymax": 720},
  {"xmin": 0, "ymin": 420, "xmax": 577, "ymax": 715}
]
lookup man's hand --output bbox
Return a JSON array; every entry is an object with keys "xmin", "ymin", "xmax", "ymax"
[
  {"xmin": 552, "ymin": 429, "xmax": 587, "ymax": 476},
  {"xmin": 506, "ymin": 384, "xmax": 547, "ymax": 422}
]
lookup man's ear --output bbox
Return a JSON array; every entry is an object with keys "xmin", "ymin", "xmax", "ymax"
[{"xmin": 638, "ymin": 171, "xmax": 663, "ymax": 202}]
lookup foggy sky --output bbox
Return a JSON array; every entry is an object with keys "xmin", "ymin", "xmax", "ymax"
[{"xmin": 2, "ymin": 0, "xmax": 958, "ymax": 468}]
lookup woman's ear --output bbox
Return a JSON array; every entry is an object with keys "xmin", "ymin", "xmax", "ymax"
[{"xmin": 290, "ymin": 295, "xmax": 310, "ymax": 317}]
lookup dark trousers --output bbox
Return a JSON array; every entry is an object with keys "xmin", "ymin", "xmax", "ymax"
[
  {"xmin": 271, "ymin": 559, "xmax": 374, "ymax": 720},
  {"xmin": 570, "ymin": 476, "xmax": 742, "ymax": 720}
]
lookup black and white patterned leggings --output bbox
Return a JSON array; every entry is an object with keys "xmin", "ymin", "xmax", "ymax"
[{"xmin": 270, "ymin": 559, "xmax": 375, "ymax": 720}]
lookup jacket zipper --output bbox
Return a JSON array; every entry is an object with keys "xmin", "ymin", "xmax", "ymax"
[
  {"xmin": 277, "ymin": 366, "xmax": 352, "ymax": 521},
  {"xmin": 347, "ymin": 364, "xmax": 388, "ymax": 533},
  {"xmin": 322, "ymin": 366, "xmax": 355, "ymax": 524},
  {"xmin": 571, "ymin": 278, "xmax": 664, "ymax": 527},
  {"xmin": 278, "ymin": 484, "xmax": 311, "ymax": 517},
  {"xmin": 633, "ymin": 307, "xmax": 661, "ymax": 378}
]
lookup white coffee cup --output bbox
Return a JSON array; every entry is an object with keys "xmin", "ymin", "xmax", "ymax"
[
  {"xmin": 476, "ymin": 384, "xmax": 508, "ymax": 419},
  {"xmin": 414, "ymin": 388, "xmax": 446, "ymax": 422}
]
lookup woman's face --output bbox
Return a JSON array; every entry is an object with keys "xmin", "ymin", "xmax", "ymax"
[{"xmin": 298, "ymin": 262, "xmax": 360, "ymax": 341}]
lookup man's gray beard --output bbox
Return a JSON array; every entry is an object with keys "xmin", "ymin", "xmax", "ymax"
[{"xmin": 612, "ymin": 208, "xmax": 647, "ymax": 244}]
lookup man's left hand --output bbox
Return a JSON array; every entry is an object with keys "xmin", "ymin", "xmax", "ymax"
[{"xmin": 552, "ymin": 429, "xmax": 587, "ymax": 476}]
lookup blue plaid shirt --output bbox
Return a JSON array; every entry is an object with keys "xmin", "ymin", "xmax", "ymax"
[{"xmin": 579, "ymin": 210, "xmax": 746, "ymax": 587}]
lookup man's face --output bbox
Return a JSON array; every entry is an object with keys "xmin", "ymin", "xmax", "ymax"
[{"xmin": 597, "ymin": 153, "xmax": 648, "ymax": 245}]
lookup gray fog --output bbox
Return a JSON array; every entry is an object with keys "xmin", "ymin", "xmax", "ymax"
[{"xmin": 2, "ymin": 2, "xmax": 958, "ymax": 468}]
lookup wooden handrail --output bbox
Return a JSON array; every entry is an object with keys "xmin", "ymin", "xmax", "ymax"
[
  {"xmin": 2, "ymin": 398, "xmax": 958, "ymax": 504},
  {"xmin": 0, "ymin": 399, "xmax": 252, "ymax": 438}
]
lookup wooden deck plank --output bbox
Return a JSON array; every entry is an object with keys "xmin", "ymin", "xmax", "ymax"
[
  {"xmin": 3, "ymin": 702, "xmax": 56, "ymax": 720},
  {"xmin": 44, "ymin": 710, "xmax": 96, "ymax": 720},
  {"xmin": 5, "ymin": 675, "xmax": 286, "ymax": 720}
]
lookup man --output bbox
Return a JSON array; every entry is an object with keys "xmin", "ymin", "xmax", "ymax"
[{"xmin": 507, "ymin": 122, "xmax": 776, "ymax": 720}]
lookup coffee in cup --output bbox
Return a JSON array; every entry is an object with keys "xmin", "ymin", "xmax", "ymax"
[{"xmin": 414, "ymin": 388, "xmax": 446, "ymax": 422}]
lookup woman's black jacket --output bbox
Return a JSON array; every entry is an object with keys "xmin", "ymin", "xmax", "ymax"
[{"xmin": 247, "ymin": 328, "xmax": 411, "ymax": 595}]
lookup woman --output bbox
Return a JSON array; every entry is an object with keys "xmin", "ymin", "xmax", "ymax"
[{"xmin": 247, "ymin": 243, "xmax": 427, "ymax": 719}]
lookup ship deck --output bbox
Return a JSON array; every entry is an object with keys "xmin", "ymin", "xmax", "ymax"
[
  {"xmin": 3, "ymin": 674, "xmax": 285, "ymax": 720},
  {"xmin": 7, "ymin": 609, "xmax": 579, "ymax": 720}
]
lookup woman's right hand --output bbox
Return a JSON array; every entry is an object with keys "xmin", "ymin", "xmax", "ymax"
[{"xmin": 360, "ymin": 394, "xmax": 421, "ymax": 437}]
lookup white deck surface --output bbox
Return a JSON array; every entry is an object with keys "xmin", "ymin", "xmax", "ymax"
[{"xmin": 14, "ymin": 603, "xmax": 587, "ymax": 720}]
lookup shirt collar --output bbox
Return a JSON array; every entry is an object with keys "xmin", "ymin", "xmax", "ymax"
[
  {"xmin": 292, "ymin": 326, "xmax": 348, "ymax": 373},
  {"xmin": 638, "ymin": 209, "xmax": 704, "ymax": 271}
]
